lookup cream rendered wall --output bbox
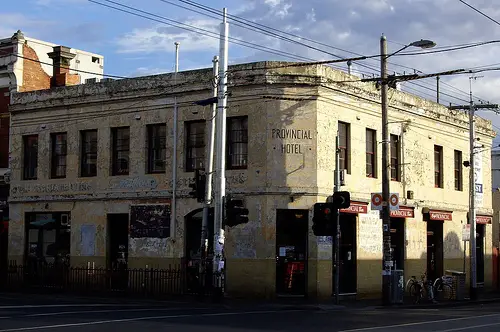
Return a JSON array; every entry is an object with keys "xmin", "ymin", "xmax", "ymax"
[
  {"xmin": 313, "ymin": 65, "xmax": 494, "ymax": 295},
  {"xmin": 8, "ymin": 61, "xmax": 496, "ymax": 298}
]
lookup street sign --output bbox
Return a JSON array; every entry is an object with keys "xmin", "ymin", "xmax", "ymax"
[
  {"xmin": 462, "ymin": 224, "xmax": 470, "ymax": 242},
  {"xmin": 371, "ymin": 193, "xmax": 383, "ymax": 211},
  {"xmin": 371, "ymin": 192, "xmax": 399, "ymax": 211},
  {"xmin": 389, "ymin": 193, "xmax": 399, "ymax": 211}
]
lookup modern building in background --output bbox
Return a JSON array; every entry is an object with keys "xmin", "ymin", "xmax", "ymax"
[
  {"xmin": 0, "ymin": 30, "xmax": 104, "ymax": 271},
  {"xmin": 7, "ymin": 61, "xmax": 495, "ymax": 299}
]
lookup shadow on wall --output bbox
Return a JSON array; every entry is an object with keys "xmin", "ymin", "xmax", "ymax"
[
  {"xmin": 223, "ymin": 95, "xmax": 317, "ymax": 298},
  {"xmin": 415, "ymin": 231, "xmax": 492, "ymax": 283}
]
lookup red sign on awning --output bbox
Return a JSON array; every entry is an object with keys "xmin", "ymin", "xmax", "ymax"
[
  {"xmin": 340, "ymin": 202, "xmax": 368, "ymax": 214},
  {"xmin": 476, "ymin": 215, "xmax": 492, "ymax": 224},
  {"xmin": 429, "ymin": 210, "xmax": 453, "ymax": 221},
  {"xmin": 390, "ymin": 206, "xmax": 414, "ymax": 218}
]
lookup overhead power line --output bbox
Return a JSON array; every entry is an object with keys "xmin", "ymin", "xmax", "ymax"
[
  {"xmin": 458, "ymin": 0, "xmax": 500, "ymax": 27},
  {"xmin": 162, "ymin": 0, "xmax": 500, "ymax": 107},
  {"xmin": 395, "ymin": 40, "xmax": 500, "ymax": 56},
  {"xmin": 0, "ymin": 48, "xmax": 218, "ymax": 87},
  {"xmin": 91, "ymin": 0, "xmax": 315, "ymax": 62}
]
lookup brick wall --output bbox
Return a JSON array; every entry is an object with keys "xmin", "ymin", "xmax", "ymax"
[
  {"xmin": 19, "ymin": 44, "xmax": 50, "ymax": 92},
  {"xmin": 53, "ymin": 72, "xmax": 80, "ymax": 87},
  {"xmin": 0, "ymin": 87, "xmax": 9, "ymax": 168}
]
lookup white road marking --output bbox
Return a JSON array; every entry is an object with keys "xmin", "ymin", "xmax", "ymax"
[
  {"xmin": 0, "ymin": 304, "xmax": 122, "ymax": 310},
  {"xmin": 0, "ymin": 309, "xmax": 304, "ymax": 331},
  {"xmin": 338, "ymin": 313, "xmax": 500, "ymax": 331},
  {"xmin": 439, "ymin": 321, "xmax": 500, "ymax": 331},
  {"xmin": 25, "ymin": 307, "xmax": 204, "ymax": 317}
]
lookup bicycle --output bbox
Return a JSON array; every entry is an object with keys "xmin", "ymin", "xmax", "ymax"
[
  {"xmin": 406, "ymin": 274, "xmax": 426, "ymax": 304},
  {"xmin": 433, "ymin": 275, "xmax": 454, "ymax": 301},
  {"xmin": 406, "ymin": 273, "xmax": 437, "ymax": 304}
]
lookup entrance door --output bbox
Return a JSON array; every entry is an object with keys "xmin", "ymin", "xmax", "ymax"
[
  {"xmin": 184, "ymin": 209, "xmax": 214, "ymax": 293},
  {"xmin": 107, "ymin": 214, "xmax": 129, "ymax": 269},
  {"xmin": 477, "ymin": 224, "xmax": 485, "ymax": 284},
  {"xmin": 276, "ymin": 209, "xmax": 308, "ymax": 296},
  {"xmin": 107, "ymin": 214, "xmax": 129, "ymax": 290},
  {"xmin": 339, "ymin": 213, "xmax": 357, "ymax": 295},
  {"xmin": 427, "ymin": 220, "xmax": 444, "ymax": 281},
  {"xmin": 390, "ymin": 218, "xmax": 405, "ymax": 271}
]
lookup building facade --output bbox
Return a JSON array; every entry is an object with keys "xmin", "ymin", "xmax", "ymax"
[
  {"xmin": 8, "ymin": 61, "xmax": 495, "ymax": 299},
  {"xmin": 491, "ymin": 150, "xmax": 500, "ymax": 287},
  {"xmin": 0, "ymin": 30, "xmax": 104, "ymax": 271}
]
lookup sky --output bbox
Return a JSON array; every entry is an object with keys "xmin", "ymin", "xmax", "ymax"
[{"xmin": 3, "ymin": 0, "xmax": 500, "ymax": 141}]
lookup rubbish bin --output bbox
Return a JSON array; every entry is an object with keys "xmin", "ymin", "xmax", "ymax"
[
  {"xmin": 445, "ymin": 270, "xmax": 466, "ymax": 301},
  {"xmin": 390, "ymin": 270, "xmax": 405, "ymax": 304}
]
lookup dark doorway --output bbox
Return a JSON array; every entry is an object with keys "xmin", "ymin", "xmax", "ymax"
[
  {"xmin": 107, "ymin": 214, "xmax": 129, "ymax": 269},
  {"xmin": 426, "ymin": 220, "xmax": 444, "ymax": 282},
  {"xmin": 339, "ymin": 213, "xmax": 357, "ymax": 295},
  {"xmin": 390, "ymin": 218, "xmax": 405, "ymax": 271},
  {"xmin": 276, "ymin": 209, "xmax": 308, "ymax": 296},
  {"xmin": 184, "ymin": 209, "xmax": 214, "ymax": 293},
  {"xmin": 477, "ymin": 224, "xmax": 485, "ymax": 284}
]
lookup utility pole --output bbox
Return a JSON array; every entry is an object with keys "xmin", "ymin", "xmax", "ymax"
[
  {"xmin": 436, "ymin": 75, "xmax": 440, "ymax": 104},
  {"xmin": 380, "ymin": 34, "xmax": 392, "ymax": 306},
  {"xmin": 171, "ymin": 41, "xmax": 180, "ymax": 239},
  {"xmin": 449, "ymin": 77, "xmax": 498, "ymax": 301},
  {"xmin": 468, "ymin": 77, "xmax": 477, "ymax": 301},
  {"xmin": 213, "ymin": 8, "xmax": 229, "ymax": 296},
  {"xmin": 199, "ymin": 56, "xmax": 219, "ymax": 284},
  {"xmin": 333, "ymin": 133, "xmax": 341, "ymax": 304}
]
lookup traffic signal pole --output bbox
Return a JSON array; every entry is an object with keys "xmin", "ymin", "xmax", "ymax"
[
  {"xmin": 200, "ymin": 56, "xmax": 219, "ymax": 278},
  {"xmin": 213, "ymin": 8, "xmax": 229, "ymax": 295},
  {"xmin": 333, "ymin": 133, "xmax": 341, "ymax": 304}
]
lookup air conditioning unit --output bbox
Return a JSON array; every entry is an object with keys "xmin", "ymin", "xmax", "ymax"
[{"xmin": 61, "ymin": 213, "xmax": 70, "ymax": 226}]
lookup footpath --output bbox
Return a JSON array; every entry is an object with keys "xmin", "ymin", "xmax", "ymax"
[{"xmin": 1, "ymin": 290, "xmax": 500, "ymax": 311}]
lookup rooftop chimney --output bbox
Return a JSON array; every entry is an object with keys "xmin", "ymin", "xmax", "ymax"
[{"xmin": 47, "ymin": 46, "xmax": 79, "ymax": 87}]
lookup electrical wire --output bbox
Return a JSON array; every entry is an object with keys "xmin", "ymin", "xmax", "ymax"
[
  {"xmin": 166, "ymin": 0, "xmax": 496, "ymax": 106},
  {"xmin": 458, "ymin": 0, "xmax": 500, "ymax": 27},
  {"xmin": 395, "ymin": 40, "xmax": 500, "ymax": 56},
  {"xmin": 92, "ymin": 0, "xmax": 500, "ymax": 108},
  {"xmin": 0, "ymin": 47, "xmax": 213, "ymax": 86},
  {"xmin": 91, "ymin": 0, "xmax": 316, "ymax": 62}
]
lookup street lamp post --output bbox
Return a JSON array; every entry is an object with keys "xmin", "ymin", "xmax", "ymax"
[{"xmin": 380, "ymin": 35, "xmax": 435, "ymax": 305}]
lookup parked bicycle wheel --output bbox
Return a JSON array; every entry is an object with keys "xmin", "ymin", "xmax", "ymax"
[
  {"xmin": 408, "ymin": 283, "xmax": 422, "ymax": 304},
  {"xmin": 434, "ymin": 282, "xmax": 453, "ymax": 301}
]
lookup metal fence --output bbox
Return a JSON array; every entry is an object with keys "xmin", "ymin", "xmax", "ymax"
[{"xmin": 0, "ymin": 261, "xmax": 225, "ymax": 300}]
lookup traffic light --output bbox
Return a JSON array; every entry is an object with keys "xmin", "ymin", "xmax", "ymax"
[
  {"xmin": 225, "ymin": 196, "xmax": 249, "ymax": 227},
  {"xmin": 331, "ymin": 191, "xmax": 351, "ymax": 209},
  {"xmin": 312, "ymin": 203, "xmax": 336, "ymax": 236},
  {"xmin": 188, "ymin": 169, "xmax": 206, "ymax": 202}
]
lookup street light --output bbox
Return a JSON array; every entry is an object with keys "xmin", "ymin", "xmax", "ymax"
[{"xmin": 380, "ymin": 34, "xmax": 436, "ymax": 306}]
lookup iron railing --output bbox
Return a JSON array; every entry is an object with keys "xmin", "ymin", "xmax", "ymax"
[{"xmin": 0, "ymin": 261, "xmax": 224, "ymax": 300}]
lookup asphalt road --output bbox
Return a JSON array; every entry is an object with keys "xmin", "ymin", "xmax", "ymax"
[{"xmin": 0, "ymin": 293, "xmax": 500, "ymax": 331}]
